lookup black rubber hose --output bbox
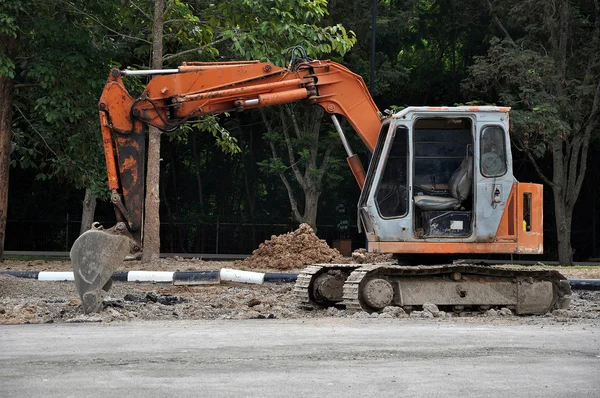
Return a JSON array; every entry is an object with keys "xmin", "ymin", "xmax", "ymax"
[
  {"xmin": 0, "ymin": 271, "xmax": 40, "ymax": 279},
  {"xmin": 112, "ymin": 272, "xmax": 128, "ymax": 282},
  {"xmin": 173, "ymin": 271, "xmax": 220, "ymax": 283},
  {"xmin": 263, "ymin": 273, "xmax": 299, "ymax": 283},
  {"xmin": 568, "ymin": 279, "xmax": 600, "ymax": 291}
]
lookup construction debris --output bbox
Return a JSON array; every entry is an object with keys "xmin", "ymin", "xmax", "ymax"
[
  {"xmin": 350, "ymin": 248, "xmax": 394, "ymax": 264},
  {"xmin": 1, "ymin": 263, "xmax": 600, "ymax": 324}
]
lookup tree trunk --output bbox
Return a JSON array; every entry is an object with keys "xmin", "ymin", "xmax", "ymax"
[
  {"xmin": 261, "ymin": 107, "xmax": 330, "ymax": 234},
  {"xmin": 142, "ymin": 127, "xmax": 162, "ymax": 263},
  {"xmin": 191, "ymin": 134, "xmax": 208, "ymax": 253},
  {"xmin": 553, "ymin": 187, "xmax": 573, "ymax": 266},
  {"xmin": 240, "ymin": 126, "xmax": 258, "ymax": 247},
  {"xmin": 0, "ymin": 34, "xmax": 19, "ymax": 262},
  {"xmin": 159, "ymin": 156, "xmax": 174, "ymax": 253},
  {"xmin": 79, "ymin": 188, "xmax": 97, "ymax": 235},
  {"xmin": 301, "ymin": 189, "xmax": 320, "ymax": 231},
  {"xmin": 141, "ymin": 0, "xmax": 165, "ymax": 263}
]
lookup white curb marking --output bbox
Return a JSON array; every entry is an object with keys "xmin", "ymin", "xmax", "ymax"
[
  {"xmin": 127, "ymin": 271, "xmax": 174, "ymax": 282},
  {"xmin": 220, "ymin": 268, "xmax": 265, "ymax": 284},
  {"xmin": 38, "ymin": 272, "xmax": 75, "ymax": 281}
]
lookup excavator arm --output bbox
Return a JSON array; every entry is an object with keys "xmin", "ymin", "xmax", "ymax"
[
  {"xmin": 99, "ymin": 59, "xmax": 382, "ymax": 247},
  {"xmin": 72, "ymin": 58, "xmax": 384, "ymax": 313}
]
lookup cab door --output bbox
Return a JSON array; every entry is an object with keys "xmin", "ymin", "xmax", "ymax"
[
  {"xmin": 358, "ymin": 121, "xmax": 413, "ymax": 242},
  {"xmin": 473, "ymin": 115, "xmax": 515, "ymax": 240}
]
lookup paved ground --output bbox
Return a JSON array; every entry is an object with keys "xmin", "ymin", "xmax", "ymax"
[{"xmin": 1, "ymin": 319, "xmax": 599, "ymax": 397}]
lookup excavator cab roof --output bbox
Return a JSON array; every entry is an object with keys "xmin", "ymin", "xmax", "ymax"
[{"xmin": 391, "ymin": 106, "xmax": 511, "ymax": 119}]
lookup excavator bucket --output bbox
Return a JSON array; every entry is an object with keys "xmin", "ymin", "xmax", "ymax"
[{"xmin": 70, "ymin": 223, "xmax": 133, "ymax": 314}]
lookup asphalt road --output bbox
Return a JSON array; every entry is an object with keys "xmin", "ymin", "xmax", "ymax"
[{"xmin": 1, "ymin": 319, "xmax": 599, "ymax": 398}]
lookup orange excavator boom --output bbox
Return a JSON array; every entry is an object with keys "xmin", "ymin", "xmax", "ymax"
[
  {"xmin": 71, "ymin": 58, "xmax": 386, "ymax": 313},
  {"xmin": 97, "ymin": 59, "xmax": 383, "ymax": 247}
]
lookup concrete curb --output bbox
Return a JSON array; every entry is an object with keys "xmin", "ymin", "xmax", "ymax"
[
  {"xmin": 0, "ymin": 269, "xmax": 297, "ymax": 285},
  {"xmin": 1, "ymin": 271, "xmax": 599, "ymax": 290}
]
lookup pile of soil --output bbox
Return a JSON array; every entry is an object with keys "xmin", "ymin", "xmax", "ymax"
[{"xmin": 235, "ymin": 223, "xmax": 343, "ymax": 270}]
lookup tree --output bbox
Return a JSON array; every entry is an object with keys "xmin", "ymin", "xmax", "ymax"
[
  {"xmin": 141, "ymin": 0, "xmax": 166, "ymax": 263},
  {"xmin": 7, "ymin": 1, "xmax": 122, "ymax": 240},
  {"xmin": 0, "ymin": 1, "xmax": 21, "ymax": 261},
  {"xmin": 209, "ymin": 0, "xmax": 356, "ymax": 229},
  {"xmin": 259, "ymin": 106, "xmax": 347, "ymax": 229},
  {"xmin": 463, "ymin": 0, "xmax": 600, "ymax": 265}
]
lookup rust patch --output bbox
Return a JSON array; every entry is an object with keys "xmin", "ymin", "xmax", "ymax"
[
  {"xmin": 121, "ymin": 156, "xmax": 138, "ymax": 185},
  {"xmin": 475, "ymin": 235, "xmax": 497, "ymax": 243}
]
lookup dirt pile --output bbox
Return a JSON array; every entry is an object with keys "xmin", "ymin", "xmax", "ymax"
[{"xmin": 236, "ymin": 223, "xmax": 343, "ymax": 270}]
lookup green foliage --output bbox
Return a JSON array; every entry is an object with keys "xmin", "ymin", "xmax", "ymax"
[
  {"xmin": 181, "ymin": 115, "xmax": 241, "ymax": 155},
  {"xmin": 461, "ymin": 0, "xmax": 600, "ymax": 264},
  {"xmin": 8, "ymin": 0, "xmax": 120, "ymax": 200},
  {"xmin": 0, "ymin": 0, "xmax": 23, "ymax": 78},
  {"xmin": 211, "ymin": 0, "xmax": 356, "ymax": 66},
  {"xmin": 330, "ymin": 0, "xmax": 490, "ymax": 107},
  {"xmin": 462, "ymin": 0, "xmax": 599, "ymax": 155},
  {"xmin": 0, "ymin": 53, "xmax": 15, "ymax": 79},
  {"xmin": 464, "ymin": 41, "xmax": 569, "ymax": 146},
  {"xmin": 257, "ymin": 104, "xmax": 347, "ymax": 201}
]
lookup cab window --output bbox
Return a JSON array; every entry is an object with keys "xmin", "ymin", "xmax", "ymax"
[
  {"xmin": 376, "ymin": 126, "xmax": 409, "ymax": 217},
  {"xmin": 480, "ymin": 126, "xmax": 507, "ymax": 177}
]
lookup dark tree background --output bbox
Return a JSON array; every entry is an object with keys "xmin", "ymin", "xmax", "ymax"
[{"xmin": 2, "ymin": 0, "xmax": 598, "ymax": 263}]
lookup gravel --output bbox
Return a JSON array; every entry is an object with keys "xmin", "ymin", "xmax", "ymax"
[
  {"xmin": 1, "ymin": 265, "xmax": 599, "ymax": 326},
  {"xmin": 1, "ymin": 225, "xmax": 598, "ymax": 326}
]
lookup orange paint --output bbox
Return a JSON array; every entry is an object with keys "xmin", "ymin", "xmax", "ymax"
[
  {"xmin": 99, "ymin": 112, "xmax": 119, "ymax": 190},
  {"xmin": 257, "ymin": 88, "xmax": 308, "ymax": 107},
  {"xmin": 346, "ymin": 154, "xmax": 366, "ymax": 188},
  {"xmin": 515, "ymin": 183, "xmax": 543, "ymax": 253},
  {"xmin": 178, "ymin": 77, "xmax": 308, "ymax": 103},
  {"xmin": 495, "ymin": 183, "xmax": 517, "ymax": 241},
  {"xmin": 121, "ymin": 156, "xmax": 138, "ymax": 185},
  {"xmin": 370, "ymin": 241, "xmax": 539, "ymax": 254}
]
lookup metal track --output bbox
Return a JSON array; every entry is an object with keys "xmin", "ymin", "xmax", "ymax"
[
  {"xmin": 342, "ymin": 264, "xmax": 382, "ymax": 312},
  {"xmin": 293, "ymin": 264, "xmax": 360, "ymax": 309},
  {"xmin": 297, "ymin": 263, "xmax": 572, "ymax": 315}
]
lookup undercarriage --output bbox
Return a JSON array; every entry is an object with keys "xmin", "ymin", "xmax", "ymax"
[{"xmin": 294, "ymin": 264, "xmax": 572, "ymax": 315}]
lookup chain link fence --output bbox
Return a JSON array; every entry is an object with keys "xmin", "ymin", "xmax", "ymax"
[
  {"xmin": 5, "ymin": 216, "xmax": 596, "ymax": 259},
  {"xmin": 5, "ymin": 216, "xmax": 363, "ymax": 255}
]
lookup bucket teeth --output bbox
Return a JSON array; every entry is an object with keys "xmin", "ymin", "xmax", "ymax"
[
  {"xmin": 70, "ymin": 225, "xmax": 132, "ymax": 314},
  {"xmin": 81, "ymin": 291, "xmax": 104, "ymax": 314}
]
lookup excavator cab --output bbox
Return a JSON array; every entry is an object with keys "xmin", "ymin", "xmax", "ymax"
[{"xmin": 359, "ymin": 106, "xmax": 542, "ymax": 257}]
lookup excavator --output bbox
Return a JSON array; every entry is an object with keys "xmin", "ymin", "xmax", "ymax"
[{"xmin": 71, "ymin": 50, "xmax": 572, "ymax": 315}]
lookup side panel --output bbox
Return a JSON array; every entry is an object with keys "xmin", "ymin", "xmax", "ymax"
[
  {"xmin": 495, "ymin": 184, "xmax": 517, "ymax": 241},
  {"xmin": 371, "ymin": 241, "xmax": 517, "ymax": 253},
  {"xmin": 515, "ymin": 183, "xmax": 544, "ymax": 254}
]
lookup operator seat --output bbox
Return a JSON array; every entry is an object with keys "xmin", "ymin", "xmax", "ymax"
[{"xmin": 413, "ymin": 153, "xmax": 472, "ymax": 211}]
